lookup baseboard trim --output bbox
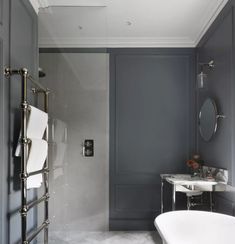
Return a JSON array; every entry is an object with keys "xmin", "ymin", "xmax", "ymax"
[{"xmin": 109, "ymin": 219, "xmax": 156, "ymax": 231}]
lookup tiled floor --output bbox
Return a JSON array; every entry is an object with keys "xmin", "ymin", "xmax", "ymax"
[{"xmin": 46, "ymin": 231, "xmax": 162, "ymax": 244}]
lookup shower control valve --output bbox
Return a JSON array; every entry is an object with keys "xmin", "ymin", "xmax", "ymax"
[{"xmin": 82, "ymin": 139, "xmax": 94, "ymax": 157}]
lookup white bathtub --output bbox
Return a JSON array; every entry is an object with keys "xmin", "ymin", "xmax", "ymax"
[{"xmin": 154, "ymin": 210, "xmax": 235, "ymax": 244}]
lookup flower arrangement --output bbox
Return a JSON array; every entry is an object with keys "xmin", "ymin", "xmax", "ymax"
[
  {"xmin": 186, "ymin": 160, "xmax": 200, "ymax": 170},
  {"xmin": 186, "ymin": 154, "xmax": 204, "ymax": 176}
]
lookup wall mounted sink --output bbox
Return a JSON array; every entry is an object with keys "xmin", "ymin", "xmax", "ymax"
[{"xmin": 167, "ymin": 174, "xmax": 217, "ymax": 185}]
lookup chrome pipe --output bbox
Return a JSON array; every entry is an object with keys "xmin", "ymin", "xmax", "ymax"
[
  {"xmin": 4, "ymin": 67, "xmax": 20, "ymax": 77},
  {"xmin": 28, "ymin": 75, "xmax": 47, "ymax": 92},
  {"xmin": 161, "ymin": 178, "xmax": 164, "ymax": 213},
  {"xmin": 43, "ymin": 91, "xmax": 49, "ymax": 244},
  {"xmin": 28, "ymin": 168, "xmax": 49, "ymax": 177},
  {"xmin": 5, "ymin": 67, "xmax": 50, "ymax": 244},
  {"xmin": 4, "ymin": 67, "xmax": 47, "ymax": 92},
  {"xmin": 27, "ymin": 221, "xmax": 49, "ymax": 243},
  {"xmin": 27, "ymin": 193, "xmax": 50, "ymax": 211},
  {"xmin": 20, "ymin": 68, "xmax": 29, "ymax": 244},
  {"xmin": 172, "ymin": 184, "xmax": 176, "ymax": 211}
]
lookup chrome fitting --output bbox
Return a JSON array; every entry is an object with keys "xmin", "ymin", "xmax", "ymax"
[
  {"xmin": 20, "ymin": 68, "xmax": 28, "ymax": 75},
  {"xmin": 20, "ymin": 173, "xmax": 28, "ymax": 179},
  {"xmin": 20, "ymin": 206, "xmax": 28, "ymax": 216},
  {"xmin": 45, "ymin": 88, "xmax": 50, "ymax": 95},
  {"xmin": 21, "ymin": 102, "xmax": 29, "ymax": 109},
  {"xmin": 4, "ymin": 67, "xmax": 11, "ymax": 78},
  {"xmin": 31, "ymin": 88, "xmax": 37, "ymax": 94},
  {"xmin": 44, "ymin": 168, "xmax": 50, "ymax": 174},
  {"xmin": 21, "ymin": 138, "xmax": 30, "ymax": 144}
]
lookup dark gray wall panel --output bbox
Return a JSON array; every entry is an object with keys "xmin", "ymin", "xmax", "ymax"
[
  {"xmin": 213, "ymin": 193, "xmax": 234, "ymax": 216},
  {"xmin": 115, "ymin": 185, "xmax": 160, "ymax": 214},
  {"xmin": 0, "ymin": 36, "xmax": 7, "ymax": 244},
  {"xmin": 110, "ymin": 49, "xmax": 195, "ymax": 230},
  {"xmin": 7, "ymin": 0, "xmax": 38, "ymax": 243},
  {"xmin": 197, "ymin": 0, "xmax": 235, "ymax": 215},
  {"xmin": 0, "ymin": 0, "xmax": 3, "ymax": 25},
  {"xmin": 115, "ymin": 55, "xmax": 191, "ymax": 174},
  {"xmin": 197, "ymin": 8, "xmax": 233, "ymax": 181},
  {"xmin": 11, "ymin": 0, "xmax": 38, "ymax": 76},
  {"xmin": 0, "ymin": 0, "xmax": 9, "ymax": 243}
]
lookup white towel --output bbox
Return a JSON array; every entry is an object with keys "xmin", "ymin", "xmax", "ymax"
[
  {"xmin": 27, "ymin": 174, "xmax": 43, "ymax": 189},
  {"xmin": 15, "ymin": 105, "xmax": 48, "ymax": 156},
  {"xmin": 27, "ymin": 105, "xmax": 48, "ymax": 138},
  {"xmin": 26, "ymin": 139, "xmax": 48, "ymax": 189}
]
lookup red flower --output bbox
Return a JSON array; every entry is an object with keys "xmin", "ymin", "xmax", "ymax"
[{"xmin": 186, "ymin": 160, "xmax": 200, "ymax": 169}]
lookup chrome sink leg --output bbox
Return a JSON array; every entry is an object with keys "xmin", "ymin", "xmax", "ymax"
[
  {"xmin": 209, "ymin": 192, "xmax": 213, "ymax": 212},
  {"xmin": 161, "ymin": 178, "xmax": 164, "ymax": 213},
  {"xmin": 172, "ymin": 184, "xmax": 176, "ymax": 211},
  {"xmin": 187, "ymin": 196, "xmax": 191, "ymax": 210}
]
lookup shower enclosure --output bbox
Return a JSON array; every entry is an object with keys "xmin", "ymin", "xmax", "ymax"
[{"xmin": 38, "ymin": 6, "xmax": 109, "ymax": 242}]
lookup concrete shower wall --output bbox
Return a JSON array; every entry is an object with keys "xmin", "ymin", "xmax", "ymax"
[{"xmin": 39, "ymin": 52, "xmax": 109, "ymax": 232}]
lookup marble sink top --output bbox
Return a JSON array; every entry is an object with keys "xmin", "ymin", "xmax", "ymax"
[{"xmin": 165, "ymin": 174, "xmax": 217, "ymax": 185}]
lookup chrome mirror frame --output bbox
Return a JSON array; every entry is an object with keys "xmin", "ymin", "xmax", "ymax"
[{"xmin": 199, "ymin": 98, "xmax": 225, "ymax": 142}]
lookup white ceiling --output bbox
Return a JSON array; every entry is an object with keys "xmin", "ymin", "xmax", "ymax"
[{"xmin": 37, "ymin": 0, "xmax": 228, "ymax": 48}]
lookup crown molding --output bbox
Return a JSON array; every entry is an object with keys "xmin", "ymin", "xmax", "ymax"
[
  {"xmin": 38, "ymin": 0, "xmax": 107, "ymax": 8},
  {"xmin": 38, "ymin": 0, "xmax": 50, "ymax": 8},
  {"xmin": 29, "ymin": 0, "xmax": 40, "ymax": 13},
  {"xmin": 37, "ymin": 0, "xmax": 228, "ymax": 47},
  {"xmin": 31, "ymin": 0, "xmax": 107, "ymax": 14},
  {"xmin": 194, "ymin": 0, "xmax": 228, "ymax": 46},
  {"xmin": 39, "ymin": 37, "xmax": 195, "ymax": 48}
]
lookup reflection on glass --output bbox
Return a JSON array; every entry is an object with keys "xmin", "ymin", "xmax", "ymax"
[
  {"xmin": 199, "ymin": 98, "xmax": 217, "ymax": 141},
  {"xmin": 39, "ymin": 52, "xmax": 109, "ymax": 242}
]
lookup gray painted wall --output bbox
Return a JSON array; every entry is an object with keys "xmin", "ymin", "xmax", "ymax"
[
  {"xmin": 0, "ymin": 0, "xmax": 10, "ymax": 243},
  {"xmin": 109, "ymin": 48, "xmax": 196, "ymax": 230},
  {"xmin": 0, "ymin": 0, "xmax": 38, "ymax": 243},
  {"xmin": 39, "ymin": 52, "xmax": 109, "ymax": 234},
  {"xmin": 197, "ymin": 0, "xmax": 235, "ymax": 216}
]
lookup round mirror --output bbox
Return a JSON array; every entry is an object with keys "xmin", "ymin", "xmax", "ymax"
[{"xmin": 199, "ymin": 98, "xmax": 218, "ymax": 141}]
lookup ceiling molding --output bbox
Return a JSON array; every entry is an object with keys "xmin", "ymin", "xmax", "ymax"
[
  {"xmin": 39, "ymin": 37, "xmax": 195, "ymax": 48},
  {"xmin": 194, "ymin": 0, "xmax": 228, "ymax": 46},
  {"xmin": 38, "ymin": 0, "xmax": 107, "ymax": 8},
  {"xmin": 29, "ymin": 0, "xmax": 40, "ymax": 13},
  {"xmin": 38, "ymin": 0, "xmax": 228, "ymax": 48},
  {"xmin": 38, "ymin": 0, "xmax": 50, "ymax": 8}
]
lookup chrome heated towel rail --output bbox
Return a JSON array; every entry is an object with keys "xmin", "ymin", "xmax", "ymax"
[{"xmin": 5, "ymin": 67, "xmax": 50, "ymax": 244}]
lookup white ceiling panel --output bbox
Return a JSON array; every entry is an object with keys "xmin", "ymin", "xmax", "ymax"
[{"xmin": 38, "ymin": 0, "xmax": 228, "ymax": 48}]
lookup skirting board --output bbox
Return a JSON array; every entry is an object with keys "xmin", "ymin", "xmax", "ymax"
[{"xmin": 109, "ymin": 219, "xmax": 156, "ymax": 231}]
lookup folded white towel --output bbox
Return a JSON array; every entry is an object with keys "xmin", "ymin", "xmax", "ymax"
[
  {"xmin": 27, "ymin": 105, "xmax": 48, "ymax": 138},
  {"xmin": 27, "ymin": 174, "xmax": 43, "ymax": 189},
  {"xmin": 15, "ymin": 105, "xmax": 48, "ymax": 157},
  {"xmin": 26, "ymin": 139, "xmax": 48, "ymax": 189}
]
